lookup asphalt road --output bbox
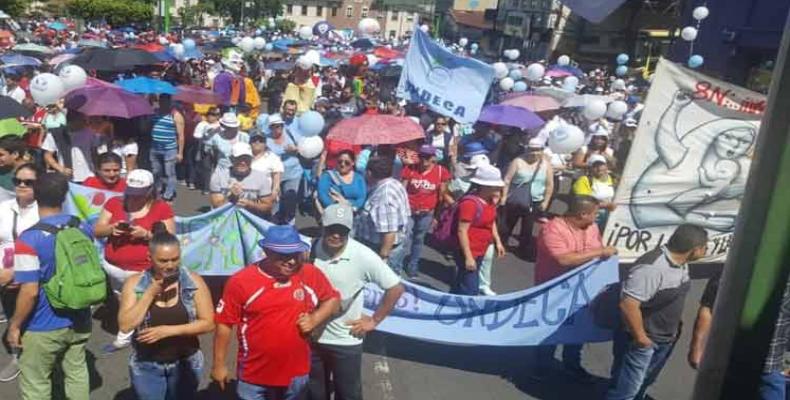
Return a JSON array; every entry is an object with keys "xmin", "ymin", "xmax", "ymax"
[{"xmin": 0, "ymin": 186, "xmax": 708, "ymax": 399}]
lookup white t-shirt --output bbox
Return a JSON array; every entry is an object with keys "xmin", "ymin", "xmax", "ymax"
[
  {"xmin": 0, "ymin": 199, "xmax": 38, "ymax": 267},
  {"xmin": 193, "ymin": 121, "xmax": 220, "ymax": 139},
  {"xmin": 111, "ymin": 142, "xmax": 138, "ymax": 175},
  {"xmin": 41, "ymin": 128, "xmax": 108, "ymax": 182},
  {"xmin": 6, "ymin": 86, "xmax": 25, "ymax": 104},
  {"xmin": 251, "ymin": 151, "xmax": 284, "ymax": 194}
]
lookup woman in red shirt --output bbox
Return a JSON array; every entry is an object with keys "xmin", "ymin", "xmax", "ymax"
[{"xmin": 453, "ymin": 164, "xmax": 506, "ymax": 295}]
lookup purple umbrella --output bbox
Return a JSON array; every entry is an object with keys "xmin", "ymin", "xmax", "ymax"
[
  {"xmin": 478, "ymin": 104, "xmax": 545, "ymax": 130},
  {"xmin": 65, "ymin": 86, "xmax": 153, "ymax": 118}
]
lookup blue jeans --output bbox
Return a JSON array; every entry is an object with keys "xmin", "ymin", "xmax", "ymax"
[
  {"xmin": 405, "ymin": 212, "xmax": 434, "ymax": 276},
  {"xmin": 605, "ymin": 331, "xmax": 676, "ymax": 400},
  {"xmin": 150, "ymin": 148, "xmax": 178, "ymax": 201},
  {"xmin": 307, "ymin": 343, "xmax": 362, "ymax": 400},
  {"xmin": 451, "ymin": 253, "xmax": 483, "ymax": 295},
  {"xmin": 237, "ymin": 375, "xmax": 309, "ymax": 400},
  {"xmin": 535, "ymin": 343, "xmax": 583, "ymax": 370},
  {"xmin": 275, "ymin": 177, "xmax": 301, "ymax": 224},
  {"xmin": 129, "ymin": 350, "xmax": 203, "ymax": 400},
  {"xmin": 760, "ymin": 371, "xmax": 790, "ymax": 400}
]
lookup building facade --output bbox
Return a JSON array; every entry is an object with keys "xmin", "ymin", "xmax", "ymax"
[
  {"xmin": 280, "ymin": 0, "xmax": 419, "ymax": 39},
  {"xmin": 493, "ymin": 0, "xmax": 557, "ymax": 60}
]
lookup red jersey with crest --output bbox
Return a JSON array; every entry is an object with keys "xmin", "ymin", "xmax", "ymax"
[{"xmin": 215, "ymin": 262, "xmax": 339, "ymax": 386}]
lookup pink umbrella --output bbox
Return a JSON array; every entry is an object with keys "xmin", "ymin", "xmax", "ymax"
[
  {"xmin": 545, "ymin": 69, "xmax": 573, "ymax": 78},
  {"xmin": 49, "ymin": 53, "xmax": 76, "ymax": 65},
  {"xmin": 327, "ymin": 115, "xmax": 425, "ymax": 145},
  {"xmin": 85, "ymin": 77, "xmax": 119, "ymax": 88},
  {"xmin": 174, "ymin": 85, "xmax": 223, "ymax": 104},
  {"xmin": 501, "ymin": 93, "xmax": 561, "ymax": 112}
]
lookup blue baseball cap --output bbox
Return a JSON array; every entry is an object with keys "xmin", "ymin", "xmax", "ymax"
[
  {"xmin": 462, "ymin": 141, "xmax": 488, "ymax": 159},
  {"xmin": 258, "ymin": 225, "xmax": 310, "ymax": 254}
]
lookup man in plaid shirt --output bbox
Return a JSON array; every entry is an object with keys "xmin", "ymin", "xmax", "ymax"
[{"xmin": 354, "ymin": 156, "xmax": 412, "ymax": 274}]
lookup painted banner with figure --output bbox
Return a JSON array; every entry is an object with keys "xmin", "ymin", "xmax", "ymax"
[
  {"xmin": 66, "ymin": 183, "xmax": 618, "ymax": 346},
  {"xmin": 396, "ymin": 26, "xmax": 494, "ymax": 124},
  {"xmin": 604, "ymin": 59, "xmax": 765, "ymax": 263}
]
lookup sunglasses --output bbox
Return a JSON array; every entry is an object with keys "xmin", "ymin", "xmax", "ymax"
[
  {"xmin": 324, "ymin": 225, "xmax": 350, "ymax": 237},
  {"xmin": 13, "ymin": 178, "xmax": 35, "ymax": 187},
  {"xmin": 337, "ymin": 159, "xmax": 353, "ymax": 166}
]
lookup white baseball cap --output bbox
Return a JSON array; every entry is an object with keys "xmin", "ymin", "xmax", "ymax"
[
  {"xmin": 587, "ymin": 154, "xmax": 608, "ymax": 166},
  {"xmin": 220, "ymin": 112, "xmax": 240, "ymax": 128},
  {"xmin": 125, "ymin": 169, "xmax": 154, "ymax": 196},
  {"xmin": 231, "ymin": 142, "xmax": 253, "ymax": 158}
]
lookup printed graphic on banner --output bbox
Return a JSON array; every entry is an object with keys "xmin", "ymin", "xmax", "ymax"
[
  {"xmin": 396, "ymin": 26, "xmax": 494, "ymax": 124},
  {"xmin": 605, "ymin": 58, "xmax": 765, "ymax": 263},
  {"xmin": 66, "ymin": 183, "xmax": 617, "ymax": 346}
]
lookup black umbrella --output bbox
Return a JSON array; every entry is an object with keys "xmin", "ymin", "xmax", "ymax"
[
  {"xmin": 0, "ymin": 96, "xmax": 31, "ymax": 119},
  {"xmin": 70, "ymin": 48, "xmax": 161, "ymax": 71}
]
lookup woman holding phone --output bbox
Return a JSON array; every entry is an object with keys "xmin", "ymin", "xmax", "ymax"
[
  {"xmin": 94, "ymin": 169, "xmax": 176, "ymax": 354},
  {"xmin": 119, "ymin": 222, "xmax": 214, "ymax": 400}
]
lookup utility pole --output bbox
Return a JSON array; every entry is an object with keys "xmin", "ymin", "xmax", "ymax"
[
  {"xmin": 692, "ymin": 11, "xmax": 790, "ymax": 400},
  {"xmin": 164, "ymin": 0, "xmax": 170, "ymax": 33}
]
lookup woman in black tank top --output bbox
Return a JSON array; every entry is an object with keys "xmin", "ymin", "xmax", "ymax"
[{"xmin": 118, "ymin": 223, "xmax": 215, "ymax": 400}]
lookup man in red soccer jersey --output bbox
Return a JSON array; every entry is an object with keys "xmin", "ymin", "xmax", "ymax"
[
  {"xmin": 212, "ymin": 225, "xmax": 340, "ymax": 400},
  {"xmin": 81, "ymin": 152, "xmax": 126, "ymax": 193}
]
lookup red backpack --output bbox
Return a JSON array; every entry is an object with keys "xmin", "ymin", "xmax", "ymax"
[{"xmin": 431, "ymin": 195, "xmax": 485, "ymax": 252}]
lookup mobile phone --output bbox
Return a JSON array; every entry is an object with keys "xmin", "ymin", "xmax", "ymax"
[
  {"xmin": 116, "ymin": 222, "xmax": 131, "ymax": 231},
  {"xmin": 162, "ymin": 272, "xmax": 180, "ymax": 287}
]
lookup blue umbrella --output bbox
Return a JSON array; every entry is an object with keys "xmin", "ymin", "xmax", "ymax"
[
  {"xmin": 118, "ymin": 27, "xmax": 136, "ymax": 33},
  {"xmin": 0, "ymin": 54, "xmax": 42, "ymax": 67},
  {"xmin": 319, "ymin": 57, "xmax": 338, "ymax": 67},
  {"xmin": 351, "ymin": 38, "xmax": 374, "ymax": 50},
  {"xmin": 48, "ymin": 21, "xmax": 67, "ymax": 31},
  {"xmin": 268, "ymin": 61, "xmax": 295, "ymax": 71},
  {"xmin": 153, "ymin": 51, "xmax": 177, "ymax": 62},
  {"xmin": 116, "ymin": 77, "xmax": 177, "ymax": 95},
  {"xmin": 183, "ymin": 47, "xmax": 204, "ymax": 60},
  {"xmin": 272, "ymin": 38, "xmax": 295, "ymax": 52},
  {"xmin": 78, "ymin": 39, "xmax": 107, "ymax": 48}
]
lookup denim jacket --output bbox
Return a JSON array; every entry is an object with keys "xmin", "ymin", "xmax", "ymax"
[{"xmin": 134, "ymin": 267, "xmax": 199, "ymax": 322}]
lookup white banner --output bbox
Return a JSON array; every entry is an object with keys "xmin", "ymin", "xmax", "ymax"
[{"xmin": 604, "ymin": 59, "xmax": 766, "ymax": 263}]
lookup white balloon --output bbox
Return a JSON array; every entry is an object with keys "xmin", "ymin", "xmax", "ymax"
[
  {"xmin": 499, "ymin": 77, "xmax": 515, "ymax": 91},
  {"xmin": 681, "ymin": 26, "xmax": 698, "ymax": 42},
  {"xmin": 583, "ymin": 99, "xmax": 608, "ymax": 120},
  {"xmin": 611, "ymin": 78, "xmax": 626, "ymax": 91},
  {"xmin": 492, "ymin": 62, "xmax": 509, "ymax": 79},
  {"xmin": 304, "ymin": 49, "xmax": 321, "ymax": 65},
  {"xmin": 158, "ymin": 37, "xmax": 169, "ymax": 45},
  {"xmin": 605, "ymin": 100, "xmax": 629, "ymax": 120},
  {"xmin": 253, "ymin": 37, "xmax": 266, "ymax": 50},
  {"xmin": 231, "ymin": 36, "xmax": 241, "ymax": 45},
  {"xmin": 298, "ymin": 26, "xmax": 313, "ymax": 40},
  {"xmin": 171, "ymin": 43, "xmax": 185, "ymax": 58},
  {"xmin": 239, "ymin": 36, "xmax": 255, "ymax": 52},
  {"xmin": 693, "ymin": 6, "xmax": 709, "ymax": 21},
  {"xmin": 30, "ymin": 73, "xmax": 65, "ymax": 106},
  {"xmin": 507, "ymin": 49, "xmax": 520, "ymax": 60},
  {"xmin": 549, "ymin": 124, "xmax": 585, "ymax": 154},
  {"xmin": 459, "ymin": 37, "xmax": 468, "ymax": 47},
  {"xmin": 557, "ymin": 55, "xmax": 570, "ymax": 66},
  {"xmin": 58, "ymin": 65, "xmax": 87, "ymax": 91},
  {"xmin": 298, "ymin": 136, "xmax": 324, "ymax": 159},
  {"xmin": 366, "ymin": 54, "xmax": 379, "ymax": 66},
  {"xmin": 420, "ymin": 24, "xmax": 429, "ymax": 33},
  {"xmin": 296, "ymin": 56, "xmax": 313, "ymax": 70},
  {"xmin": 525, "ymin": 63, "xmax": 545, "ymax": 81},
  {"xmin": 358, "ymin": 18, "xmax": 381, "ymax": 35}
]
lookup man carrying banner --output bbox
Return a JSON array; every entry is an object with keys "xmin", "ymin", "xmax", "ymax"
[
  {"xmin": 533, "ymin": 195, "xmax": 617, "ymax": 381},
  {"xmin": 606, "ymin": 224, "xmax": 707, "ymax": 400},
  {"xmin": 307, "ymin": 203, "xmax": 404, "ymax": 400}
]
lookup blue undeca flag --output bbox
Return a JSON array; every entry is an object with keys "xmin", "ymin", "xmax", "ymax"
[
  {"xmin": 559, "ymin": 0, "xmax": 628, "ymax": 23},
  {"xmin": 397, "ymin": 27, "xmax": 494, "ymax": 124}
]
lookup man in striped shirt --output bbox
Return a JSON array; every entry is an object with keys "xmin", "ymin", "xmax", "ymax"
[
  {"xmin": 149, "ymin": 94, "xmax": 185, "ymax": 202},
  {"xmin": 353, "ymin": 156, "xmax": 412, "ymax": 275}
]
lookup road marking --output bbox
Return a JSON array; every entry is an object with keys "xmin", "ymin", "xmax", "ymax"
[{"xmin": 373, "ymin": 338, "xmax": 396, "ymax": 400}]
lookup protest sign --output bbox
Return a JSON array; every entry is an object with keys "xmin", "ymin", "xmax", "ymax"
[
  {"xmin": 604, "ymin": 58, "xmax": 766, "ymax": 263},
  {"xmin": 66, "ymin": 183, "xmax": 617, "ymax": 346},
  {"xmin": 396, "ymin": 27, "xmax": 494, "ymax": 124}
]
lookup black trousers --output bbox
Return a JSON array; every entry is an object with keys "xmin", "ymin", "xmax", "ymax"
[
  {"xmin": 306, "ymin": 343, "xmax": 363, "ymax": 400},
  {"xmin": 1, "ymin": 286, "xmax": 18, "ymax": 354}
]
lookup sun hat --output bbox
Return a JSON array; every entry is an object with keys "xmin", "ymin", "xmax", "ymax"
[
  {"xmin": 470, "ymin": 164, "xmax": 505, "ymax": 187},
  {"xmin": 125, "ymin": 169, "xmax": 154, "ymax": 196},
  {"xmin": 231, "ymin": 142, "xmax": 253, "ymax": 158},
  {"xmin": 267, "ymin": 113, "xmax": 284, "ymax": 126},
  {"xmin": 322, "ymin": 204, "xmax": 353, "ymax": 230},
  {"xmin": 258, "ymin": 225, "xmax": 310, "ymax": 254},
  {"xmin": 527, "ymin": 137, "xmax": 545, "ymax": 149},
  {"xmin": 220, "ymin": 112, "xmax": 240, "ymax": 128}
]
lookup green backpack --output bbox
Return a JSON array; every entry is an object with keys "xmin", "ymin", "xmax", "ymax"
[{"xmin": 33, "ymin": 217, "xmax": 107, "ymax": 310}]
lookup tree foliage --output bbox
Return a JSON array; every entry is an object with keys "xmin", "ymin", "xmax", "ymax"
[
  {"xmin": 0, "ymin": 0, "xmax": 31, "ymax": 17},
  {"xmin": 207, "ymin": 0, "xmax": 281, "ymax": 25},
  {"xmin": 178, "ymin": 1, "xmax": 215, "ymax": 27},
  {"xmin": 66, "ymin": 0, "xmax": 153, "ymax": 26}
]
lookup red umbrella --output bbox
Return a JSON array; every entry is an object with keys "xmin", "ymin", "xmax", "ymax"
[
  {"xmin": 135, "ymin": 43, "xmax": 165, "ymax": 53},
  {"xmin": 373, "ymin": 47, "xmax": 403, "ymax": 59},
  {"xmin": 174, "ymin": 85, "xmax": 223, "ymax": 104},
  {"xmin": 327, "ymin": 115, "xmax": 425, "ymax": 145}
]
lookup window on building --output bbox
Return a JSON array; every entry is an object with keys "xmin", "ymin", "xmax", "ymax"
[
  {"xmin": 346, "ymin": 6, "xmax": 353, "ymax": 17},
  {"xmin": 332, "ymin": 7, "xmax": 338, "ymax": 17},
  {"xmin": 317, "ymin": 6, "xmax": 323, "ymax": 16},
  {"xmin": 286, "ymin": 4, "xmax": 293, "ymax": 14},
  {"xmin": 361, "ymin": 7, "xmax": 368, "ymax": 17},
  {"xmin": 391, "ymin": 12, "xmax": 398, "ymax": 21},
  {"xmin": 406, "ymin": 15, "xmax": 414, "ymax": 22},
  {"xmin": 531, "ymin": 0, "xmax": 538, "ymax": 8},
  {"xmin": 301, "ymin": 5, "xmax": 308, "ymax": 15},
  {"xmin": 507, "ymin": 15, "xmax": 523, "ymax": 26},
  {"xmin": 510, "ymin": 0, "xmax": 518, "ymax": 6},
  {"xmin": 390, "ymin": 30, "xmax": 396, "ymax": 38}
]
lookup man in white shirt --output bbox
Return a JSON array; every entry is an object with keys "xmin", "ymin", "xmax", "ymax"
[
  {"xmin": 41, "ymin": 121, "xmax": 108, "ymax": 183},
  {"xmin": 3, "ymin": 76, "xmax": 25, "ymax": 104}
]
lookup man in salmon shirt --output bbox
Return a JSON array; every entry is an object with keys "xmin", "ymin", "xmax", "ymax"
[
  {"xmin": 532, "ymin": 195, "xmax": 617, "ymax": 382},
  {"xmin": 212, "ymin": 225, "xmax": 340, "ymax": 400}
]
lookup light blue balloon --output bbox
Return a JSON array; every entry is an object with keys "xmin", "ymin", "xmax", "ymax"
[
  {"xmin": 615, "ymin": 65, "xmax": 628, "ymax": 76},
  {"xmin": 183, "ymin": 38, "xmax": 196, "ymax": 50},
  {"xmin": 616, "ymin": 53, "xmax": 629, "ymax": 65},
  {"xmin": 688, "ymin": 54, "xmax": 704, "ymax": 69},
  {"xmin": 256, "ymin": 113, "xmax": 271, "ymax": 135},
  {"xmin": 255, "ymin": 29, "xmax": 262, "ymax": 35},
  {"xmin": 470, "ymin": 43, "xmax": 479, "ymax": 50},
  {"xmin": 264, "ymin": 43, "xmax": 273, "ymax": 51},
  {"xmin": 513, "ymin": 81, "xmax": 528, "ymax": 92},
  {"xmin": 298, "ymin": 111, "xmax": 325, "ymax": 137},
  {"xmin": 509, "ymin": 69, "xmax": 523, "ymax": 80}
]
